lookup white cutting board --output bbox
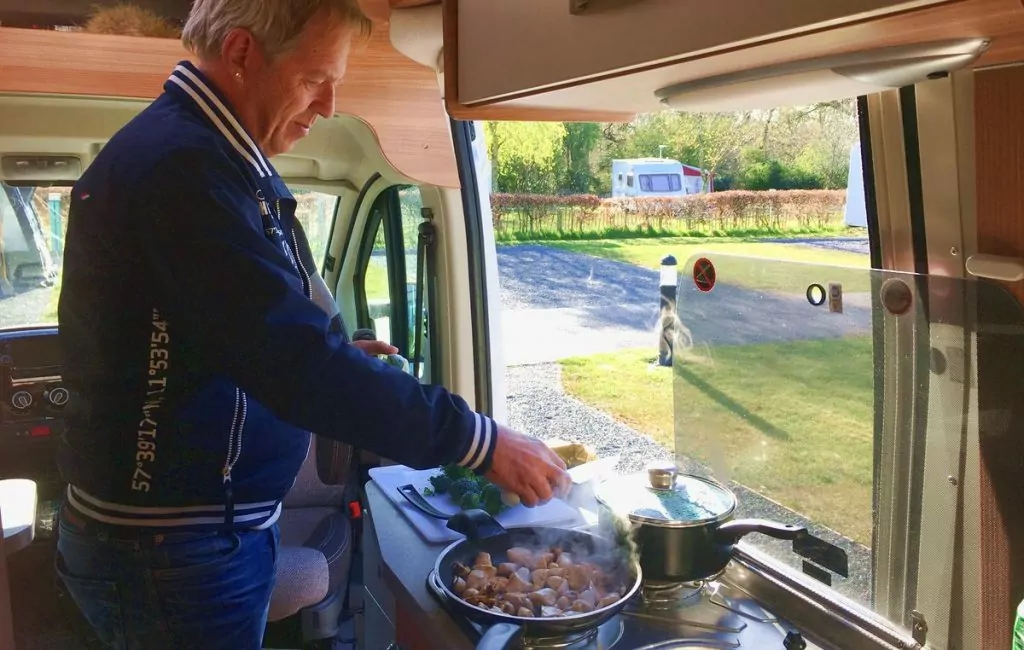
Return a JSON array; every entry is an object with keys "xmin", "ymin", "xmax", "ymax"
[{"xmin": 369, "ymin": 464, "xmax": 584, "ymax": 543}]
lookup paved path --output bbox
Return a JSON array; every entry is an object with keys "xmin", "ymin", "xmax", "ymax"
[
  {"xmin": 765, "ymin": 236, "xmax": 870, "ymax": 256},
  {"xmin": 498, "ymin": 244, "xmax": 873, "ymax": 366},
  {"xmin": 498, "ymin": 245, "xmax": 661, "ymax": 366}
]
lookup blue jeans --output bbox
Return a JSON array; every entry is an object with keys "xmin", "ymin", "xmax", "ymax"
[{"xmin": 55, "ymin": 504, "xmax": 280, "ymax": 649}]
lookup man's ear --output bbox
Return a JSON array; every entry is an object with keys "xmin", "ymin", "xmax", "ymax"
[{"xmin": 220, "ymin": 27, "xmax": 263, "ymax": 78}]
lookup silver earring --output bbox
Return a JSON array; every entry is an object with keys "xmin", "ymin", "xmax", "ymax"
[{"xmin": 234, "ymin": 72, "xmax": 243, "ymax": 82}]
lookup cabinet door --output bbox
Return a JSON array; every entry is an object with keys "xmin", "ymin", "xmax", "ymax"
[
  {"xmin": 454, "ymin": 0, "xmax": 951, "ymax": 105},
  {"xmin": 362, "ymin": 587, "xmax": 396, "ymax": 650},
  {"xmin": 362, "ymin": 508, "xmax": 397, "ymax": 624}
]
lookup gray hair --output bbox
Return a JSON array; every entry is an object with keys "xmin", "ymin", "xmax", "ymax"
[{"xmin": 182, "ymin": 0, "xmax": 372, "ymax": 61}]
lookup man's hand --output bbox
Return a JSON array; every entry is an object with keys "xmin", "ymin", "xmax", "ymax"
[
  {"xmin": 485, "ymin": 425, "xmax": 570, "ymax": 507},
  {"xmin": 352, "ymin": 339, "xmax": 399, "ymax": 357}
]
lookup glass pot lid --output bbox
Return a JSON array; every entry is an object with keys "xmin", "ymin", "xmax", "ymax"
[{"xmin": 594, "ymin": 461, "xmax": 736, "ymax": 527}]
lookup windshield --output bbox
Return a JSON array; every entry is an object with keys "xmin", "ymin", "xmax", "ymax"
[{"xmin": 0, "ymin": 183, "xmax": 338, "ymax": 330}]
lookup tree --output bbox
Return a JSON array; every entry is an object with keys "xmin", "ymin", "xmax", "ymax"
[
  {"xmin": 484, "ymin": 122, "xmax": 566, "ymax": 194},
  {"xmin": 560, "ymin": 123, "xmax": 601, "ymax": 194},
  {"xmin": 679, "ymin": 112, "xmax": 757, "ymax": 190}
]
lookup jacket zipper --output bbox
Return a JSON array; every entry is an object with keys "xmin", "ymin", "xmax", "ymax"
[
  {"xmin": 221, "ymin": 197, "xmax": 306, "ymax": 525},
  {"xmin": 286, "ymin": 199, "xmax": 312, "ymax": 298},
  {"xmin": 222, "ymin": 386, "xmax": 247, "ymax": 524}
]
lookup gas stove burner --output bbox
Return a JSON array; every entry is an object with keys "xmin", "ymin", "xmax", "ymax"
[
  {"xmin": 640, "ymin": 580, "xmax": 709, "ymax": 610},
  {"xmin": 709, "ymin": 587, "xmax": 779, "ymax": 624},
  {"xmin": 522, "ymin": 619, "xmax": 625, "ymax": 650},
  {"xmin": 622, "ymin": 579, "xmax": 745, "ymax": 636}
]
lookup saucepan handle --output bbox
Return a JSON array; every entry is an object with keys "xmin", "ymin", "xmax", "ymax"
[
  {"xmin": 477, "ymin": 622, "xmax": 526, "ymax": 650},
  {"xmin": 714, "ymin": 518, "xmax": 807, "ymax": 546}
]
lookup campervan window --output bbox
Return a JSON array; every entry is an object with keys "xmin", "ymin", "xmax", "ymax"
[
  {"xmin": 639, "ymin": 173, "xmax": 681, "ymax": 192},
  {"xmin": 481, "ymin": 99, "xmax": 887, "ymax": 619}
]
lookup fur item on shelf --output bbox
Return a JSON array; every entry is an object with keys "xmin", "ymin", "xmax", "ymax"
[{"xmin": 83, "ymin": 3, "xmax": 180, "ymax": 38}]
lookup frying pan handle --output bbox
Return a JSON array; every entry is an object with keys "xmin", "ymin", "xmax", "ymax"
[
  {"xmin": 715, "ymin": 519, "xmax": 807, "ymax": 546},
  {"xmin": 477, "ymin": 622, "xmax": 525, "ymax": 650}
]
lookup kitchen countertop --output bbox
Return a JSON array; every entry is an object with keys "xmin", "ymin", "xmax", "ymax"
[
  {"xmin": 363, "ymin": 477, "xmax": 915, "ymax": 650},
  {"xmin": 364, "ymin": 479, "xmax": 823, "ymax": 650}
]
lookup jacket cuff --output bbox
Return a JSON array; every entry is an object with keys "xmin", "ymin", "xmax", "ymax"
[{"xmin": 455, "ymin": 413, "xmax": 498, "ymax": 475}]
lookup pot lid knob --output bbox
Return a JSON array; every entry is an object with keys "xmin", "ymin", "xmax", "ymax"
[{"xmin": 646, "ymin": 460, "xmax": 678, "ymax": 490}]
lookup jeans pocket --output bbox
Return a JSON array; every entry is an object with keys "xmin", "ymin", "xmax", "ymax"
[
  {"xmin": 149, "ymin": 531, "xmax": 243, "ymax": 581},
  {"xmin": 55, "ymin": 553, "xmax": 126, "ymax": 649},
  {"xmin": 150, "ymin": 529, "xmax": 277, "ymax": 645}
]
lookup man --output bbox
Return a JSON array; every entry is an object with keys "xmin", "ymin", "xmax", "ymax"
[{"xmin": 54, "ymin": 1, "xmax": 570, "ymax": 647}]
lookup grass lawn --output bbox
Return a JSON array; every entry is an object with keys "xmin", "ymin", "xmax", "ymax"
[
  {"xmin": 560, "ymin": 337, "xmax": 876, "ymax": 545},
  {"xmin": 545, "ymin": 237, "xmax": 872, "ymax": 293},
  {"xmin": 364, "ymin": 259, "xmax": 390, "ymax": 301}
]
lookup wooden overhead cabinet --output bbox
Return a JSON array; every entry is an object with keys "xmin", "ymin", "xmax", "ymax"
[
  {"xmin": 450, "ymin": 0, "xmax": 953, "ymax": 105},
  {"xmin": 441, "ymin": 0, "xmax": 1024, "ymax": 118}
]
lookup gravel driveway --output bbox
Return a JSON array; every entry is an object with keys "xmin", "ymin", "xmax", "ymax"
[
  {"xmin": 498, "ymin": 244, "xmax": 663, "ymax": 366},
  {"xmin": 506, "ymin": 362, "xmax": 873, "ymax": 606}
]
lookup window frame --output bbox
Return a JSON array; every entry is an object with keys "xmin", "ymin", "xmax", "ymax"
[{"xmin": 352, "ymin": 186, "xmax": 414, "ymax": 360}]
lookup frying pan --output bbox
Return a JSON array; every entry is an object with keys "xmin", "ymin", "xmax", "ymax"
[{"xmin": 433, "ymin": 525, "xmax": 643, "ymax": 650}]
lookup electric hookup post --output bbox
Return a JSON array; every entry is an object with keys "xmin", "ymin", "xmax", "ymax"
[{"xmin": 658, "ymin": 255, "xmax": 678, "ymax": 367}]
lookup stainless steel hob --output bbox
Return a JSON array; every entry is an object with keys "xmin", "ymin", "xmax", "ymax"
[{"xmin": 426, "ymin": 570, "xmax": 823, "ymax": 649}]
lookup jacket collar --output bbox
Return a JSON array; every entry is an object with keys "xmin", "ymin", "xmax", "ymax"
[{"xmin": 164, "ymin": 61, "xmax": 278, "ymax": 181}]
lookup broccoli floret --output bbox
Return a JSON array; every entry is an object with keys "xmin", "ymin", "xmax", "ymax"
[
  {"xmin": 441, "ymin": 464, "xmax": 473, "ymax": 481},
  {"xmin": 459, "ymin": 491, "xmax": 481, "ymax": 510},
  {"xmin": 428, "ymin": 474, "xmax": 451, "ymax": 494},
  {"xmin": 481, "ymin": 483, "xmax": 502, "ymax": 516},
  {"xmin": 448, "ymin": 477, "xmax": 480, "ymax": 501}
]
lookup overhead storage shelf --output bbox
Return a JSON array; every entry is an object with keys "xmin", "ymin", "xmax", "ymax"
[{"xmin": 0, "ymin": 25, "xmax": 461, "ymax": 188}]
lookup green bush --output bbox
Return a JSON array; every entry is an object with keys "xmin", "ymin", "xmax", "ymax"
[{"xmin": 489, "ymin": 190, "xmax": 847, "ymax": 241}]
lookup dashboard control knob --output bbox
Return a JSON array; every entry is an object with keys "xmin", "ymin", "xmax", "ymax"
[
  {"xmin": 784, "ymin": 631, "xmax": 807, "ymax": 649},
  {"xmin": 10, "ymin": 390, "xmax": 33, "ymax": 411},
  {"xmin": 46, "ymin": 387, "xmax": 70, "ymax": 407}
]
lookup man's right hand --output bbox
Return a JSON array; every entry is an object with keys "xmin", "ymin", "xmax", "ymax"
[{"xmin": 484, "ymin": 425, "xmax": 570, "ymax": 507}]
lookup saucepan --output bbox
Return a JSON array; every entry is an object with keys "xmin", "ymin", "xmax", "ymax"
[
  {"xmin": 594, "ymin": 461, "xmax": 807, "ymax": 583},
  {"xmin": 433, "ymin": 523, "xmax": 643, "ymax": 650}
]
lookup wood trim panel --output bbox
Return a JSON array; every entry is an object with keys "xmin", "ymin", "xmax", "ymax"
[
  {"xmin": 973, "ymin": 63, "xmax": 1024, "ymax": 649},
  {"xmin": 0, "ymin": 26, "xmax": 460, "ymax": 188},
  {"xmin": 440, "ymin": 0, "xmax": 635, "ymax": 123},
  {"xmin": 445, "ymin": 102, "xmax": 635, "ymax": 123},
  {"xmin": 390, "ymin": 0, "xmax": 440, "ymax": 8}
]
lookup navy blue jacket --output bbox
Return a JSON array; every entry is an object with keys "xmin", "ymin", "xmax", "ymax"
[{"xmin": 56, "ymin": 62, "xmax": 497, "ymax": 531}]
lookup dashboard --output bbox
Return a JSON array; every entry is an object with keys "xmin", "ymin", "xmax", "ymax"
[{"xmin": 0, "ymin": 326, "xmax": 67, "ymax": 498}]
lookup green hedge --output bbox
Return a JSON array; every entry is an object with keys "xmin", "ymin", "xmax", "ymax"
[{"xmin": 490, "ymin": 190, "xmax": 848, "ymax": 241}]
